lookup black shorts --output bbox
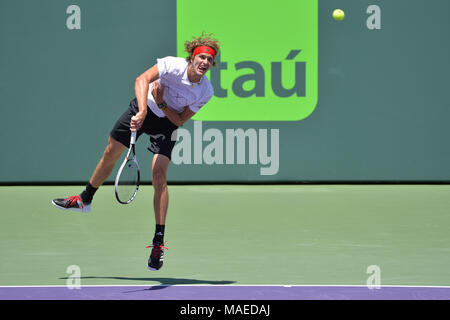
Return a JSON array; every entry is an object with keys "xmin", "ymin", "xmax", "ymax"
[{"xmin": 110, "ymin": 98, "xmax": 179, "ymax": 160}]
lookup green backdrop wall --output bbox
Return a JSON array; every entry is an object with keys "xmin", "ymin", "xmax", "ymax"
[{"xmin": 1, "ymin": 0, "xmax": 449, "ymax": 183}]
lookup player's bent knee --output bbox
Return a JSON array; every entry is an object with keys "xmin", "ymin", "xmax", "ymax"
[
  {"xmin": 152, "ymin": 170, "xmax": 167, "ymax": 191},
  {"xmin": 152, "ymin": 169, "xmax": 166, "ymax": 182}
]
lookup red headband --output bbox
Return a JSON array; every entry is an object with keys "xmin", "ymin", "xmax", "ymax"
[{"xmin": 192, "ymin": 46, "xmax": 216, "ymax": 58}]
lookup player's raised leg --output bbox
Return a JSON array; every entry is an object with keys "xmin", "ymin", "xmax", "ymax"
[
  {"xmin": 90, "ymin": 136, "xmax": 127, "ymax": 189},
  {"xmin": 52, "ymin": 136, "xmax": 126, "ymax": 212}
]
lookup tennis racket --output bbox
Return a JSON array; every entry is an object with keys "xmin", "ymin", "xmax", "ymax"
[{"xmin": 115, "ymin": 131, "xmax": 140, "ymax": 204}]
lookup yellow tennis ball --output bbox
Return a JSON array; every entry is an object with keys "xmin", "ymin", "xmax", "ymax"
[{"xmin": 332, "ymin": 9, "xmax": 345, "ymax": 21}]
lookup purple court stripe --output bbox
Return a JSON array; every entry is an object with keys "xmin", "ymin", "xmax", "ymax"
[{"xmin": 0, "ymin": 285, "xmax": 449, "ymax": 300}]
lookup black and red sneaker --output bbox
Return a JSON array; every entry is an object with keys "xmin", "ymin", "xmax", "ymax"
[
  {"xmin": 52, "ymin": 195, "xmax": 91, "ymax": 213},
  {"xmin": 146, "ymin": 241, "xmax": 168, "ymax": 271}
]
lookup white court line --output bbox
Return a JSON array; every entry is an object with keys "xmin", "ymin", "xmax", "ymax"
[{"xmin": 1, "ymin": 284, "xmax": 450, "ymax": 288}]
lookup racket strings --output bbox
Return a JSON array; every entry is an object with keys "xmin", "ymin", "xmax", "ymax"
[
  {"xmin": 116, "ymin": 159, "xmax": 139, "ymax": 203},
  {"xmin": 115, "ymin": 132, "xmax": 140, "ymax": 205}
]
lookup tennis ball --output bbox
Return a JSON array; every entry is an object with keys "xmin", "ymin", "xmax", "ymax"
[{"xmin": 332, "ymin": 9, "xmax": 345, "ymax": 21}]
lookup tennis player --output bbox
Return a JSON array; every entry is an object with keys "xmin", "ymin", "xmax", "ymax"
[{"xmin": 52, "ymin": 33, "xmax": 220, "ymax": 271}]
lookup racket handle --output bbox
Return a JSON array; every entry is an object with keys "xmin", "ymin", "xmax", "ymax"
[{"xmin": 131, "ymin": 131, "xmax": 137, "ymax": 145}]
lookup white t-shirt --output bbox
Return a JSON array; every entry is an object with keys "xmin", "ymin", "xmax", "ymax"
[{"xmin": 147, "ymin": 56, "xmax": 214, "ymax": 118}]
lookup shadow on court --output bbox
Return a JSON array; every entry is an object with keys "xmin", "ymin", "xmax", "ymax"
[{"xmin": 59, "ymin": 276, "xmax": 235, "ymax": 290}]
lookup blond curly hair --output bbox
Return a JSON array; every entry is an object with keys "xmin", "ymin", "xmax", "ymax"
[{"xmin": 184, "ymin": 32, "xmax": 220, "ymax": 66}]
